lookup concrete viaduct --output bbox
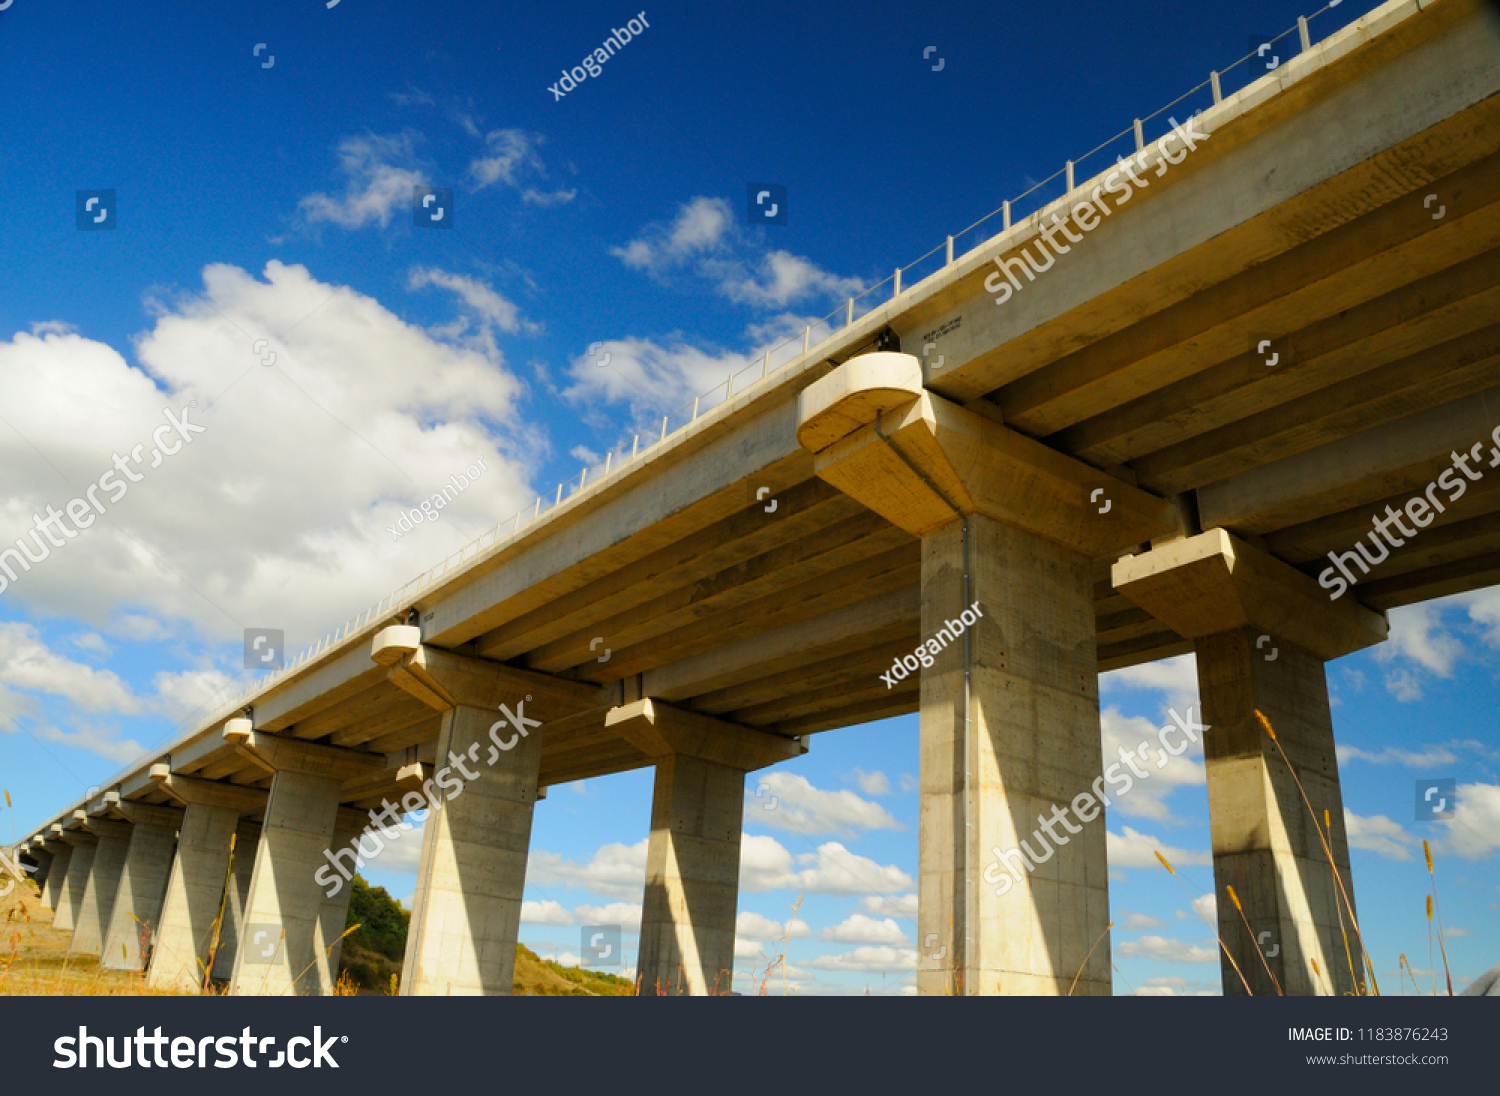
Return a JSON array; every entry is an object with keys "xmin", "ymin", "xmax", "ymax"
[{"xmin": 11, "ymin": 0, "xmax": 1500, "ymax": 995}]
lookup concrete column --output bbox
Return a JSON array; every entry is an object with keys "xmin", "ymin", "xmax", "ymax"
[
  {"xmin": 794, "ymin": 353, "xmax": 1176, "ymax": 994},
  {"xmin": 228, "ymin": 771, "xmax": 344, "ymax": 996},
  {"xmin": 1196, "ymin": 629, "xmax": 1362, "ymax": 995},
  {"xmin": 101, "ymin": 802, "xmax": 183, "ymax": 972},
  {"xmin": 223, "ymin": 721, "xmax": 383, "ymax": 997},
  {"xmin": 607, "ymin": 697, "xmax": 803, "ymax": 996},
  {"xmin": 51, "ymin": 828, "xmax": 98, "ymax": 933},
  {"xmin": 142, "ymin": 768, "xmax": 269, "ymax": 992},
  {"xmin": 145, "ymin": 801, "xmax": 242, "ymax": 991},
  {"xmin": 22, "ymin": 844, "xmax": 53, "ymax": 898},
  {"xmin": 918, "ymin": 515, "xmax": 1111, "ymax": 995},
  {"xmin": 209, "ymin": 821, "xmax": 261, "ymax": 979},
  {"xmin": 69, "ymin": 817, "xmax": 134, "ymax": 956},
  {"xmin": 1113, "ymin": 528, "xmax": 1388, "ymax": 996},
  {"xmin": 318, "ymin": 816, "xmax": 366, "ymax": 988},
  {"xmin": 402, "ymin": 704, "xmax": 542, "ymax": 996},
  {"xmin": 637, "ymin": 753, "xmax": 745, "ymax": 996},
  {"xmin": 39, "ymin": 839, "xmax": 71, "ymax": 912}
]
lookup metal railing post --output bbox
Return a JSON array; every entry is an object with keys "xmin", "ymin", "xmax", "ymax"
[
  {"xmin": 846, "ymin": 298, "xmax": 854, "ymax": 327},
  {"xmin": 803, "ymin": 325, "xmax": 810, "ymax": 353},
  {"xmin": 631, "ymin": 434, "xmax": 639, "ymax": 460},
  {"xmin": 893, "ymin": 267, "xmax": 901, "ymax": 297},
  {"xmin": 1065, "ymin": 160, "xmax": 1074, "ymax": 194},
  {"xmin": 1134, "ymin": 118, "xmax": 1144, "ymax": 151},
  {"xmin": 946, "ymin": 235, "xmax": 954, "ymax": 265},
  {"xmin": 1002, "ymin": 200, "xmax": 1010, "ymax": 230},
  {"xmin": 1298, "ymin": 15, "xmax": 1311, "ymax": 52},
  {"xmin": 661, "ymin": 415, "xmax": 668, "ymax": 441},
  {"xmin": 1210, "ymin": 70, "xmax": 1222, "ymax": 104},
  {"xmin": 604, "ymin": 450, "xmax": 612, "ymax": 476}
]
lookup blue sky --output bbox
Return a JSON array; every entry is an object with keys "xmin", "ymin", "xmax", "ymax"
[{"xmin": 3, "ymin": 0, "xmax": 1495, "ymax": 994}]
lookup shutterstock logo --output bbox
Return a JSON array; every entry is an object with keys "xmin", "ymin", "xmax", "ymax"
[{"xmin": 0, "ymin": 847, "xmax": 34, "ymax": 899}]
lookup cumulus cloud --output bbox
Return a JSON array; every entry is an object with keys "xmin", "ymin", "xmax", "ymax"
[
  {"xmin": 735, "ymin": 911, "xmax": 810, "ymax": 941},
  {"xmin": 611, "ymin": 197, "xmax": 863, "ymax": 309},
  {"xmin": 0, "ymin": 623, "xmax": 138, "ymax": 714},
  {"xmin": 0, "ymin": 261, "xmax": 535, "ymax": 652},
  {"xmin": 1374, "ymin": 603, "xmax": 1464, "ymax": 700},
  {"xmin": 1116, "ymin": 936, "xmax": 1218, "ymax": 963},
  {"xmin": 1101, "ymin": 653, "xmax": 1199, "ymax": 713},
  {"xmin": 298, "ymin": 132, "xmax": 429, "ymax": 229},
  {"xmin": 1107, "ymin": 827, "xmax": 1212, "ymax": 870},
  {"xmin": 1118, "ymin": 912, "xmax": 1166, "ymax": 931},
  {"xmin": 520, "ymin": 899, "xmax": 574, "ymax": 926},
  {"xmin": 1337, "ymin": 743, "xmax": 1461, "ymax": 768},
  {"xmin": 468, "ymin": 129, "xmax": 543, "ymax": 190},
  {"xmin": 407, "ymin": 267, "xmax": 526, "ymax": 336},
  {"xmin": 743, "ymin": 772, "xmax": 901, "ymax": 837},
  {"xmin": 818, "ymin": 914, "xmax": 908, "ymax": 946},
  {"xmin": 1436, "ymin": 782, "xmax": 1500, "ymax": 860},
  {"xmin": 611, "ymin": 197, "xmax": 732, "ymax": 272},
  {"xmin": 740, "ymin": 835, "xmax": 912, "ymax": 896},
  {"xmin": 850, "ymin": 769, "xmax": 891, "ymax": 796},
  {"xmin": 860, "ymin": 893, "xmax": 917, "ymax": 919},
  {"xmin": 1343, "ymin": 811, "xmax": 1418, "ymax": 861},
  {"xmin": 805, "ymin": 946, "xmax": 917, "ymax": 972},
  {"xmin": 1098, "ymin": 706, "xmax": 1205, "ymax": 824},
  {"xmin": 574, "ymin": 902, "xmax": 642, "ymax": 930},
  {"xmin": 527, "ymin": 839, "xmax": 648, "ymax": 900}
]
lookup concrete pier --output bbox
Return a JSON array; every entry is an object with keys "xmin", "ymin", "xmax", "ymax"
[
  {"xmin": 69, "ymin": 813, "xmax": 133, "ymax": 957},
  {"xmin": 798, "ymin": 353, "xmax": 1175, "ymax": 993},
  {"xmin": 51, "ymin": 821, "xmax": 98, "ymax": 934},
  {"xmin": 210, "ymin": 820, "xmax": 261, "ymax": 979},
  {"xmin": 401, "ymin": 703, "xmax": 543, "ymax": 995},
  {"xmin": 224, "ymin": 719, "xmax": 383, "ymax": 996},
  {"xmin": 146, "ymin": 772, "xmax": 267, "ymax": 992},
  {"xmin": 101, "ymin": 801, "xmax": 183, "ymax": 972},
  {"xmin": 1114, "ymin": 529, "xmax": 1387, "ymax": 994},
  {"xmin": 610, "ymin": 698, "xmax": 804, "ymax": 995},
  {"xmin": 38, "ymin": 839, "xmax": 69, "ymax": 911}
]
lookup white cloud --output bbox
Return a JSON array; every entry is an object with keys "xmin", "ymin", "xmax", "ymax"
[
  {"xmin": 735, "ymin": 911, "xmax": 810, "ymax": 941},
  {"xmin": 850, "ymin": 768, "xmax": 890, "ymax": 796},
  {"xmin": 1101, "ymin": 653, "xmax": 1199, "ymax": 712},
  {"xmin": 818, "ymin": 914, "xmax": 908, "ymax": 945},
  {"xmin": 739, "ymin": 835, "xmax": 912, "ymax": 896},
  {"xmin": 407, "ymin": 267, "xmax": 525, "ymax": 335},
  {"xmin": 468, "ymin": 129, "xmax": 542, "ymax": 190},
  {"xmin": 743, "ymin": 772, "xmax": 901, "ymax": 837},
  {"xmin": 68, "ymin": 632, "xmax": 110, "ymax": 655},
  {"xmin": 569, "ymin": 445, "xmax": 600, "ymax": 464},
  {"xmin": 574, "ymin": 901, "xmax": 642, "ymax": 930},
  {"xmin": 710, "ymin": 251, "xmax": 864, "ymax": 309},
  {"xmin": 0, "ymin": 261, "xmax": 535, "ymax": 650},
  {"xmin": 860, "ymin": 893, "xmax": 918, "ymax": 919},
  {"xmin": 527, "ymin": 839, "xmax": 648, "ymax": 901},
  {"xmin": 1117, "ymin": 912, "xmax": 1166, "ymax": 931},
  {"xmin": 1098, "ymin": 705, "xmax": 1205, "ymax": 823},
  {"xmin": 0, "ymin": 623, "xmax": 138, "ymax": 714},
  {"xmin": 520, "ymin": 899, "xmax": 574, "ymax": 925},
  {"xmin": 805, "ymin": 946, "xmax": 917, "ymax": 972},
  {"xmin": 26, "ymin": 723, "xmax": 146, "ymax": 764},
  {"xmin": 1191, "ymin": 892, "xmax": 1217, "ymax": 925},
  {"xmin": 1344, "ymin": 810, "xmax": 1418, "ymax": 861},
  {"xmin": 1374, "ymin": 603, "xmax": 1463, "ymax": 700},
  {"xmin": 298, "ymin": 132, "xmax": 429, "ymax": 229},
  {"xmin": 1107, "ymin": 826, "xmax": 1212, "ymax": 870},
  {"xmin": 612, "ymin": 197, "xmax": 732, "ymax": 273},
  {"xmin": 521, "ymin": 188, "xmax": 576, "ymax": 208},
  {"xmin": 1116, "ymin": 935, "xmax": 1218, "ymax": 963},
  {"xmin": 1337, "ymin": 743, "xmax": 1459, "ymax": 768},
  {"xmin": 1435, "ymin": 782, "xmax": 1500, "ymax": 860}
]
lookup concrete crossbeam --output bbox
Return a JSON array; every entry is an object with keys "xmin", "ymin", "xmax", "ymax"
[
  {"xmin": 798, "ymin": 354, "xmax": 1177, "ymax": 554},
  {"xmin": 1111, "ymin": 528, "xmax": 1389, "ymax": 661},
  {"xmin": 605, "ymin": 698, "xmax": 806, "ymax": 772}
]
